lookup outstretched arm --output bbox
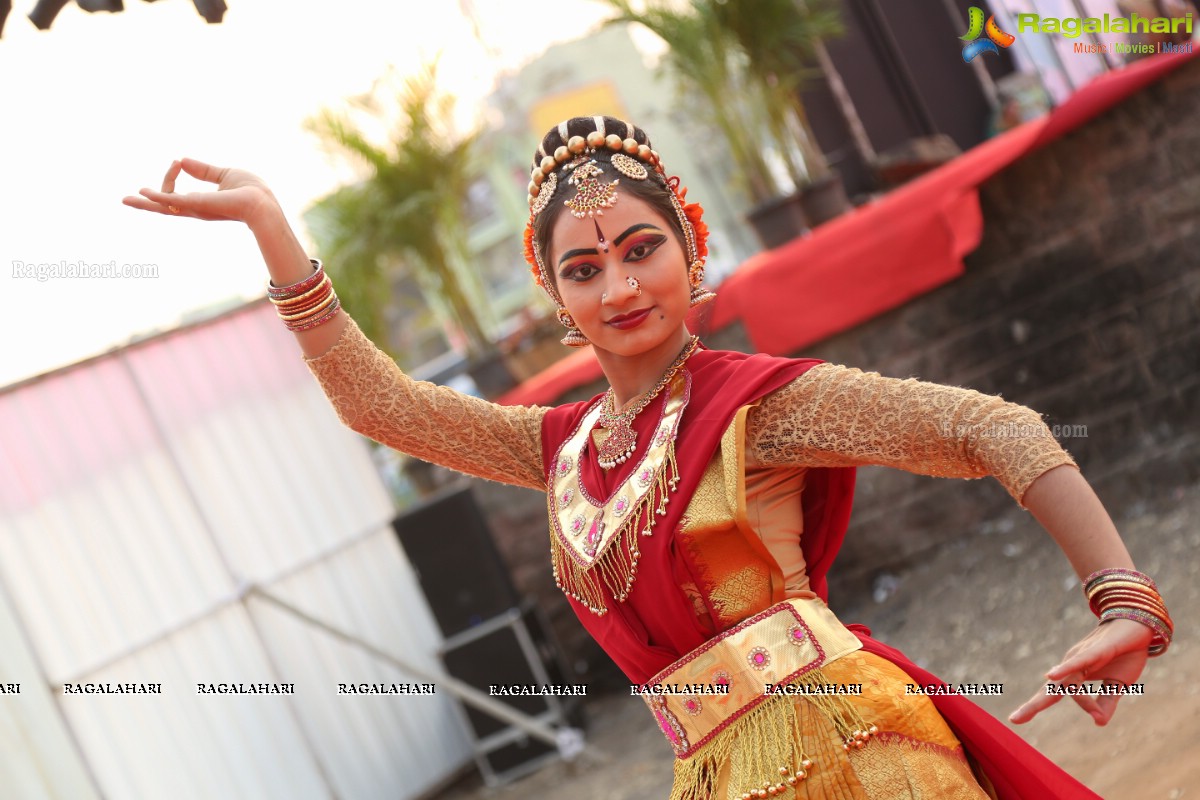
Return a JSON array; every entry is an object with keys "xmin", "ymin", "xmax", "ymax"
[
  {"xmin": 1009, "ymin": 466, "xmax": 1152, "ymax": 726},
  {"xmin": 124, "ymin": 159, "xmax": 548, "ymax": 491},
  {"xmin": 746, "ymin": 364, "xmax": 1169, "ymax": 725},
  {"xmin": 302, "ymin": 315, "xmax": 547, "ymax": 490}
]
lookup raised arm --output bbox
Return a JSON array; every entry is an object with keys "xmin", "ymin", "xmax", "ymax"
[
  {"xmin": 124, "ymin": 158, "xmax": 548, "ymax": 491},
  {"xmin": 302, "ymin": 314, "xmax": 547, "ymax": 490}
]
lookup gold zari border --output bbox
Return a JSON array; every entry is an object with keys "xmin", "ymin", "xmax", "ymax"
[
  {"xmin": 549, "ymin": 371, "xmax": 691, "ymax": 615},
  {"xmin": 642, "ymin": 597, "xmax": 863, "ymax": 758}
]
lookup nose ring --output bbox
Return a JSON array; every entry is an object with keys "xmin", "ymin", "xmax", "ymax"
[{"xmin": 627, "ymin": 276, "xmax": 641, "ymax": 296}]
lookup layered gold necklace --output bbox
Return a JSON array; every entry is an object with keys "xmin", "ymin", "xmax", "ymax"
[{"xmin": 595, "ymin": 335, "xmax": 700, "ymax": 469}]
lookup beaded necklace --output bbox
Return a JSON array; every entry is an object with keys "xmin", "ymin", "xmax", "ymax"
[{"xmin": 595, "ymin": 335, "xmax": 700, "ymax": 470}]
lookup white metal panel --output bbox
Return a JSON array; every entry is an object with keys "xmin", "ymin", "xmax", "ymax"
[
  {"xmin": 0, "ymin": 370, "xmax": 234, "ymax": 683},
  {"xmin": 121, "ymin": 305, "xmax": 396, "ymax": 584},
  {"xmin": 59, "ymin": 603, "xmax": 327, "ymax": 800},
  {"xmin": 255, "ymin": 527, "xmax": 472, "ymax": 799},
  {"xmin": 0, "ymin": 302, "xmax": 474, "ymax": 799},
  {"xmin": 0, "ymin": 583, "xmax": 100, "ymax": 800}
]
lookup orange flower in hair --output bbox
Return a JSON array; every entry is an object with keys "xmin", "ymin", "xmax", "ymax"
[{"xmin": 523, "ymin": 220, "xmax": 544, "ymax": 289}]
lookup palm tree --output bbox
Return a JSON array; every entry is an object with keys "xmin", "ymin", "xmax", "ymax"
[
  {"xmin": 603, "ymin": 0, "xmax": 782, "ymax": 202},
  {"xmin": 303, "ymin": 66, "xmax": 493, "ymax": 365},
  {"xmin": 710, "ymin": 0, "xmax": 844, "ymax": 187}
]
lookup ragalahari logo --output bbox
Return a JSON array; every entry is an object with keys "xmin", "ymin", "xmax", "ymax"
[{"xmin": 960, "ymin": 6, "xmax": 1015, "ymax": 62}]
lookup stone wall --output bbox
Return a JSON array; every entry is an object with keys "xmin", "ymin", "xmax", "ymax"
[{"xmin": 458, "ymin": 58, "xmax": 1200, "ymax": 688}]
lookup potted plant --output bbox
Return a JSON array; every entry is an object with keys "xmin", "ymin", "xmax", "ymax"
[{"xmin": 605, "ymin": 0, "xmax": 858, "ymax": 248}]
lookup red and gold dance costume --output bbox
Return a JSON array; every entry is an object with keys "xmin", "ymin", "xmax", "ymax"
[
  {"xmin": 300, "ymin": 312, "xmax": 1179, "ymax": 799},
  {"xmin": 294, "ymin": 116, "xmax": 1172, "ymax": 799}
]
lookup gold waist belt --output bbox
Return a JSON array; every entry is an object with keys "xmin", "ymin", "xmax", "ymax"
[{"xmin": 639, "ymin": 597, "xmax": 864, "ymax": 759}]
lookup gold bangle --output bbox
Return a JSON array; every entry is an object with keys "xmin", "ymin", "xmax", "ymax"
[{"xmin": 278, "ymin": 291, "xmax": 336, "ymax": 322}]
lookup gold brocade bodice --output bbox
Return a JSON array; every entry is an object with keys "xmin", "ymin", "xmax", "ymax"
[{"xmin": 665, "ymin": 403, "xmax": 816, "ymax": 635}]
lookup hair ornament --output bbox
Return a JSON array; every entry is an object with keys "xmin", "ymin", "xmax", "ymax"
[
  {"xmin": 530, "ymin": 171, "xmax": 557, "ymax": 215},
  {"xmin": 611, "ymin": 153, "xmax": 648, "ymax": 181},
  {"xmin": 523, "ymin": 116, "xmax": 713, "ymax": 318}
]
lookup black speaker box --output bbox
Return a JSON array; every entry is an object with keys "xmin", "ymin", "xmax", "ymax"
[
  {"xmin": 439, "ymin": 603, "xmax": 587, "ymax": 782},
  {"xmin": 440, "ymin": 607, "xmax": 572, "ymax": 739},
  {"xmin": 392, "ymin": 484, "xmax": 519, "ymax": 637}
]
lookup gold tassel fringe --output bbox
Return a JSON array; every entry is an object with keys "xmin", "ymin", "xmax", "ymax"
[
  {"xmin": 551, "ymin": 444, "xmax": 680, "ymax": 615},
  {"xmin": 669, "ymin": 668, "xmax": 874, "ymax": 800}
]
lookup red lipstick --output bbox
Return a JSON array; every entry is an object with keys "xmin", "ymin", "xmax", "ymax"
[{"xmin": 606, "ymin": 307, "xmax": 654, "ymax": 330}]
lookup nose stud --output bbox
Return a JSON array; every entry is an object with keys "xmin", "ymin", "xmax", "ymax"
[{"xmin": 603, "ymin": 277, "xmax": 641, "ymax": 303}]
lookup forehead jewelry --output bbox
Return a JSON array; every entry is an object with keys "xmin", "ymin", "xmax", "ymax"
[
  {"xmin": 594, "ymin": 219, "xmax": 609, "ymax": 253},
  {"xmin": 565, "ymin": 158, "xmax": 619, "ymax": 219}
]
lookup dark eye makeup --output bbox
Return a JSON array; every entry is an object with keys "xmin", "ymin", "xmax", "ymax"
[
  {"xmin": 624, "ymin": 234, "xmax": 668, "ymax": 262},
  {"xmin": 556, "ymin": 224, "xmax": 669, "ymax": 282}
]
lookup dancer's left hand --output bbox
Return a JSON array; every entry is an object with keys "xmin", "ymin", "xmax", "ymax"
[{"xmin": 1009, "ymin": 618, "xmax": 1150, "ymax": 725}]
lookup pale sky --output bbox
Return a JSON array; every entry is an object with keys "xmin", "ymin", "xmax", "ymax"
[{"xmin": 0, "ymin": 0, "xmax": 615, "ymax": 387}]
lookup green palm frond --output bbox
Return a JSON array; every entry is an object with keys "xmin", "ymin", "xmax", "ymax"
[
  {"xmin": 303, "ymin": 65, "xmax": 492, "ymax": 364},
  {"xmin": 600, "ymin": 0, "xmax": 846, "ymax": 199}
]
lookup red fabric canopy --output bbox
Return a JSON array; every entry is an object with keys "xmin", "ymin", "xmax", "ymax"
[{"xmin": 498, "ymin": 50, "xmax": 1197, "ymax": 407}]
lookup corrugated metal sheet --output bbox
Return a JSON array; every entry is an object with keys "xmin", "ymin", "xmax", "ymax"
[
  {"xmin": 0, "ymin": 583, "xmax": 100, "ymax": 799},
  {"xmin": 0, "ymin": 301, "xmax": 472, "ymax": 799}
]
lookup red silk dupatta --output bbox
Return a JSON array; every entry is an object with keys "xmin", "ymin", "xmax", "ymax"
[
  {"xmin": 540, "ymin": 347, "xmax": 853, "ymax": 684},
  {"xmin": 539, "ymin": 346, "xmax": 1102, "ymax": 799}
]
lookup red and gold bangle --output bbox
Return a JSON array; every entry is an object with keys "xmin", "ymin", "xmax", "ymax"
[
  {"xmin": 268, "ymin": 258, "xmax": 324, "ymax": 299},
  {"xmin": 1092, "ymin": 587, "xmax": 1168, "ymax": 613},
  {"xmin": 1084, "ymin": 569, "xmax": 1159, "ymax": 615},
  {"xmin": 1096, "ymin": 598, "xmax": 1170, "ymax": 624},
  {"xmin": 1088, "ymin": 585, "xmax": 1169, "ymax": 618},
  {"xmin": 270, "ymin": 274, "xmax": 331, "ymax": 311},
  {"xmin": 1082, "ymin": 568, "xmax": 1173, "ymax": 657},
  {"xmin": 1100, "ymin": 608, "xmax": 1172, "ymax": 656},
  {"xmin": 287, "ymin": 296, "xmax": 341, "ymax": 332},
  {"xmin": 1084, "ymin": 568, "xmax": 1157, "ymax": 593},
  {"xmin": 282, "ymin": 297, "xmax": 340, "ymax": 331},
  {"xmin": 274, "ymin": 279, "xmax": 333, "ymax": 315},
  {"xmin": 265, "ymin": 258, "xmax": 342, "ymax": 332},
  {"xmin": 278, "ymin": 292, "xmax": 336, "ymax": 323}
]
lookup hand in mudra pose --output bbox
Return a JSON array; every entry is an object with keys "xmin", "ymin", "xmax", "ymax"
[
  {"xmin": 122, "ymin": 157, "xmax": 278, "ymax": 226},
  {"xmin": 1010, "ymin": 610, "xmax": 1150, "ymax": 726}
]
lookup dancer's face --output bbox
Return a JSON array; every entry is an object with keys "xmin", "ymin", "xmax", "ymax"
[{"xmin": 548, "ymin": 194, "xmax": 690, "ymax": 358}]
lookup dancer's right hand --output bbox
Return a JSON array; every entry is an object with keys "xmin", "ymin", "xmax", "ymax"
[{"xmin": 122, "ymin": 158, "xmax": 279, "ymax": 228}]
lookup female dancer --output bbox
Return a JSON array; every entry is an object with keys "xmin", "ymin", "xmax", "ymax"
[{"xmin": 125, "ymin": 116, "xmax": 1171, "ymax": 799}]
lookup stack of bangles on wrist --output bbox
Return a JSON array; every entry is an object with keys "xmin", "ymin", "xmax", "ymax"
[
  {"xmin": 267, "ymin": 259, "xmax": 341, "ymax": 332},
  {"xmin": 1083, "ymin": 568, "xmax": 1173, "ymax": 656}
]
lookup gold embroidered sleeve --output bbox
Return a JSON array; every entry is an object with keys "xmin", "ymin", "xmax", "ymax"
[
  {"xmin": 746, "ymin": 363, "xmax": 1078, "ymax": 507},
  {"xmin": 302, "ymin": 316, "xmax": 548, "ymax": 491}
]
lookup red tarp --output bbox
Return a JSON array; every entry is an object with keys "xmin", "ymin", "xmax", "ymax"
[{"xmin": 498, "ymin": 50, "xmax": 1197, "ymax": 407}]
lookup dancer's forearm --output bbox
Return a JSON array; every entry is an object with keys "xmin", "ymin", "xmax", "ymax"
[
  {"xmin": 1021, "ymin": 464, "xmax": 1136, "ymax": 579},
  {"xmin": 248, "ymin": 201, "xmax": 347, "ymax": 358}
]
